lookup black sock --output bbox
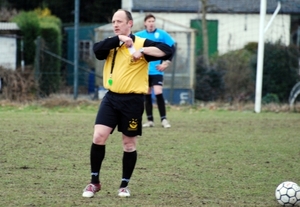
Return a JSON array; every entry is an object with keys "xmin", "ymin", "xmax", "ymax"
[
  {"xmin": 120, "ymin": 151, "xmax": 137, "ymax": 188},
  {"xmin": 155, "ymin": 94, "xmax": 166, "ymax": 121},
  {"xmin": 90, "ymin": 143, "xmax": 105, "ymax": 184},
  {"xmin": 145, "ymin": 94, "xmax": 153, "ymax": 121}
]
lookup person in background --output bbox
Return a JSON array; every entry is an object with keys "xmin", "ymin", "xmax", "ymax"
[
  {"xmin": 82, "ymin": 9, "xmax": 173, "ymax": 198},
  {"xmin": 135, "ymin": 14, "xmax": 176, "ymax": 128}
]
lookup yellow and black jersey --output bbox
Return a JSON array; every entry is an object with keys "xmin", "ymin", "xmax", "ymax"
[{"xmin": 93, "ymin": 34, "xmax": 173, "ymax": 94}]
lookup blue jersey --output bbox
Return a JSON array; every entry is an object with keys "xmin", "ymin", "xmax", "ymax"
[{"xmin": 135, "ymin": 29, "xmax": 175, "ymax": 75}]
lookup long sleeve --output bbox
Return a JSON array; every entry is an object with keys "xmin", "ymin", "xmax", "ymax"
[
  {"xmin": 93, "ymin": 36, "xmax": 120, "ymax": 60},
  {"xmin": 142, "ymin": 39, "xmax": 174, "ymax": 62}
]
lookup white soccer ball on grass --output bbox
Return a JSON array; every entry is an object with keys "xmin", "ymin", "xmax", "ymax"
[{"xmin": 275, "ymin": 181, "xmax": 300, "ymax": 206}]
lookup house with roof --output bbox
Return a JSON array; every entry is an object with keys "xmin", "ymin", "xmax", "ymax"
[
  {"xmin": 0, "ymin": 22, "xmax": 20, "ymax": 70},
  {"xmin": 124, "ymin": 0, "xmax": 300, "ymax": 55},
  {"xmin": 94, "ymin": 0, "xmax": 300, "ymax": 104},
  {"xmin": 117, "ymin": 0, "xmax": 300, "ymax": 104}
]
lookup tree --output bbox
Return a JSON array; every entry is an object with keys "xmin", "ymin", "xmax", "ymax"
[
  {"xmin": 200, "ymin": 0, "xmax": 210, "ymax": 68},
  {"xmin": 216, "ymin": 49, "xmax": 254, "ymax": 103},
  {"xmin": 251, "ymin": 42, "xmax": 300, "ymax": 102},
  {"xmin": 3, "ymin": 0, "xmax": 121, "ymax": 23},
  {"xmin": 80, "ymin": 0, "xmax": 121, "ymax": 23},
  {"xmin": 0, "ymin": 6, "xmax": 18, "ymax": 21},
  {"xmin": 12, "ymin": 11, "xmax": 41, "ymax": 65}
]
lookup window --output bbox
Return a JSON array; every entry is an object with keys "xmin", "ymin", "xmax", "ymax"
[{"xmin": 79, "ymin": 40, "xmax": 92, "ymax": 61}]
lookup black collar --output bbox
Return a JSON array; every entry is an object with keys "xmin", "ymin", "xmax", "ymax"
[{"xmin": 129, "ymin": 33, "xmax": 135, "ymax": 42}]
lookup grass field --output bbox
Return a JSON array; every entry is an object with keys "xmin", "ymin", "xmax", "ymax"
[{"xmin": 1, "ymin": 101, "xmax": 300, "ymax": 207}]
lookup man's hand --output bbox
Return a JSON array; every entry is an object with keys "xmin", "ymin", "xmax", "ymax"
[
  {"xmin": 131, "ymin": 50, "xmax": 144, "ymax": 62},
  {"xmin": 156, "ymin": 60, "xmax": 171, "ymax": 71},
  {"xmin": 118, "ymin": 35, "xmax": 133, "ymax": 47}
]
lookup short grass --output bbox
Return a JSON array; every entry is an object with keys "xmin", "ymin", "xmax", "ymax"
[{"xmin": 1, "ymin": 102, "xmax": 300, "ymax": 207}]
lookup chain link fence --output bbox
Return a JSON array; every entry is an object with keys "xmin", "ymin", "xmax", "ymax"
[{"xmin": 95, "ymin": 15, "xmax": 196, "ymax": 104}]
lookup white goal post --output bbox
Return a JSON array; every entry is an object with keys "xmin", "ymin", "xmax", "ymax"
[{"xmin": 255, "ymin": 0, "xmax": 282, "ymax": 113}]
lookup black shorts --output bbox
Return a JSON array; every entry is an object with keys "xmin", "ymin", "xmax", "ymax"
[
  {"xmin": 95, "ymin": 91, "xmax": 144, "ymax": 137},
  {"xmin": 148, "ymin": 75, "xmax": 164, "ymax": 87}
]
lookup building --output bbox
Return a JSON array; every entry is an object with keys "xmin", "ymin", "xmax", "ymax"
[
  {"xmin": 125, "ymin": 0, "xmax": 300, "ymax": 55},
  {"xmin": 0, "ymin": 22, "xmax": 20, "ymax": 70},
  {"xmin": 64, "ymin": 24, "xmax": 101, "ymax": 93}
]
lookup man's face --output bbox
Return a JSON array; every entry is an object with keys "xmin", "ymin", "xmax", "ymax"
[
  {"xmin": 112, "ymin": 11, "xmax": 133, "ymax": 36},
  {"xmin": 144, "ymin": 17, "xmax": 156, "ymax": 32}
]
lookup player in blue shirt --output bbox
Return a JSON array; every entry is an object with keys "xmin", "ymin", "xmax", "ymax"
[{"xmin": 135, "ymin": 14, "xmax": 176, "ymax": 128}]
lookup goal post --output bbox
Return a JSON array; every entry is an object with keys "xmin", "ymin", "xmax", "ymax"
[{"xmin": 255, "ymin": 0, "xmax": 282, "ymax": 113}]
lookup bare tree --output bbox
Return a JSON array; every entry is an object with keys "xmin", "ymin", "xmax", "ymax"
[
  {"xmin": 200, "ymin": 0, "xmax": 210, "ymax": 68},
  {"xmin": 0, "ymin": 7, "xmax": 18, "ymax": 22}
]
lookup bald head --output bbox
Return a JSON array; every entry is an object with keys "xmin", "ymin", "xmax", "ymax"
[{"xmin": 112, "ymin": 9, "xmax": 133, "ymax": 36}]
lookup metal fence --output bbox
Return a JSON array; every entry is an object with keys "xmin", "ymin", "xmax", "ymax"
[
  {"xmin": 94, "ymin": 15, "xmax": 196, "ymax": 104},
  {"xmin": 34, "ymin": 15, "xmax": 196, "ymax": 105}
]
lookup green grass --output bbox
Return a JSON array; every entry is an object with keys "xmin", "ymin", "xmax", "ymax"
[{"xmin": 1, "ymin": 104, "xmax": 300, "ymax": 207}]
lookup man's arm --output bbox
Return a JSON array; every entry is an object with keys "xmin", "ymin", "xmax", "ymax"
[
  {"xmin": 93, "ymin": 36, "xmax": 120, "ymax": 60},
  {"xmin": 140, "ymin": 46, "xmax": 167, "ymax": 57},
  {"xmin": 141, "ymin": 39, "xmax": 173, "ymax": 62},
  {"xmin": 156, "ymin": 44, "xmax": 176, "ymax": 71},
  {"xmin": 168, "ymin": 44, "xmax": 176, "ymax": 61}
]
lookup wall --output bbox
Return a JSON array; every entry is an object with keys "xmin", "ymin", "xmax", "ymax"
[
  {"xmin": 0, "ymin": 36, "xmax": 17, "ymax": 70},
  {"xmin": 64, "ymin": 25, "xmax": 100, "ymax": 87},
  {"xmin": 133, "ymin": 12, "xmax": 291, "ymax": 55}
]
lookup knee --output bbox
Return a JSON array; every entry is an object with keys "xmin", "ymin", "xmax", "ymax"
[
  {"xmin": 93, "ymin": 131, "xmax": 108, "ymax": 145},
  {"xmin": 122, "ymin": 138, "xmax": 137, "ymax": 152}
]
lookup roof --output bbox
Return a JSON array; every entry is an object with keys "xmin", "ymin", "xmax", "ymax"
[
  {"xmin": 94, "ymin": 15, "xmax": 195, "ymax": 45},
  {"xmin": 64, "ymin": 24, "xmax": 102, "ymax": 31},
  {"xmin": 0, "ymin": 22, "xmax": 19, "ymax": 31},
  {"xmin": 132, "ymin": 0, "xmax": 300, "ymax": 14},
  {"xmin": 95, "ymin": 15, "xmax": 195, "ymax": 33}
]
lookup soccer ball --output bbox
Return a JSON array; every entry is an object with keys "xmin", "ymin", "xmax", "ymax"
[{"xmin": 275, "ymin": 181, "xmax": 300, "ymax": 206}]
